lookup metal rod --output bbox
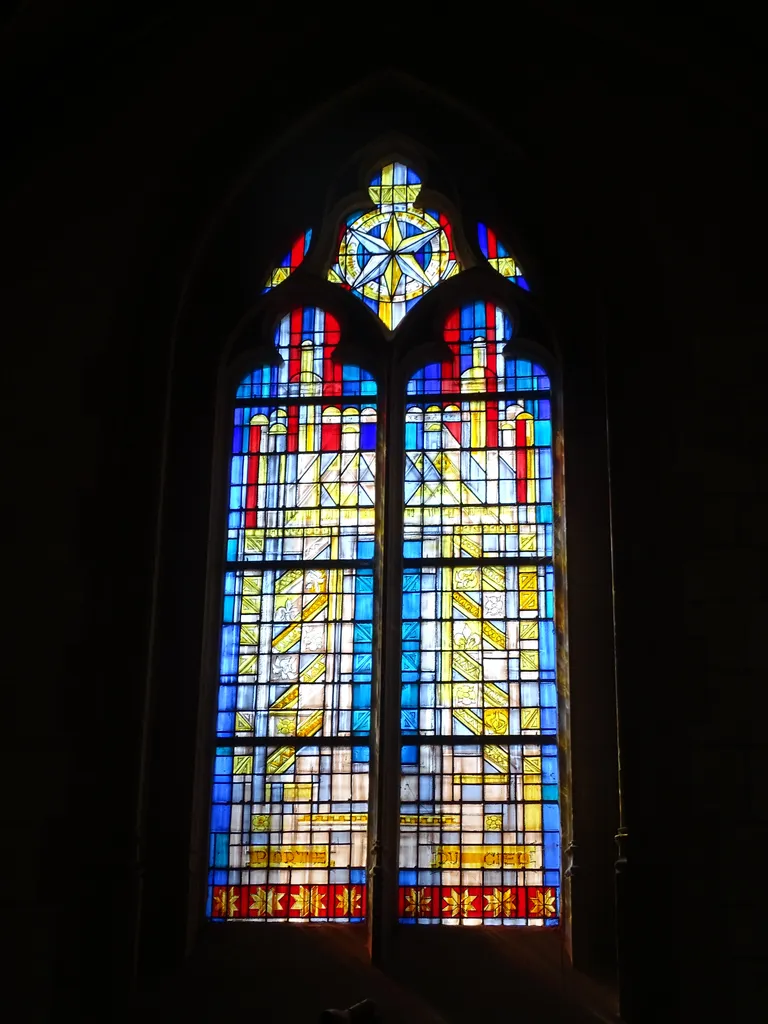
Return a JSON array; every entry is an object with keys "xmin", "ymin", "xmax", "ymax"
[
  {"xmin": 234, "ymin": 395, "xmax": 379, "ymax": 408},
  {"xmin": 403, "ymin": 555, "xmax": 553, "ymax": 568},
  {"xmin": 211, "ymin": 732, "xmax": 556, "ymax": 748},
  {"xmin": 225, "ymin": 558, "xmax": 374, "ymax": 572}
]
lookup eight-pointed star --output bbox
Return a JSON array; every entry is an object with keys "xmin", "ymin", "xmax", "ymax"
[{"xmin": 349, "ymin": 214, "xmax": 441, "ymax": 296}]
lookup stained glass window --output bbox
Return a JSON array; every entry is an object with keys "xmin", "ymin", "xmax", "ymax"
[
  {"xmin": 264, "ymin": 229, "xmax": 313, "ymax": 290},
  {"xmin": 209, "ymin": 306, "xmax": 376, "ymax": 921},
  {"xmin": 328, "ymin": 162, "xmax": 461, "ymax": 330},
  {"xmin": 209, "ymin": 160, "xmax": 566, "ymax": 933},
  {"xmin": 398, "ymin": 301, "xmax": 559, "ymax": 925},
  {"xmin": 477, "ymin": 223, "xmax": 530, "ymax": 291}
]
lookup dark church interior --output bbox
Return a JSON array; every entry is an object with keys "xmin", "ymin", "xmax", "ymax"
[{"xmin": 3, "ymin": 8, "xmax": 765, "ymax": 1022}]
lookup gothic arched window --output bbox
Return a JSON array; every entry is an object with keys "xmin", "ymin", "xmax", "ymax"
[{"xmin": 207, "ymin": 157, "xmax": 566, "ymax": 931}]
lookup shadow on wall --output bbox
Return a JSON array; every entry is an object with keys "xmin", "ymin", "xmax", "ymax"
[{"xmin": 126, "ymin": 925, "xmax": 616, "ymax": 1024}]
